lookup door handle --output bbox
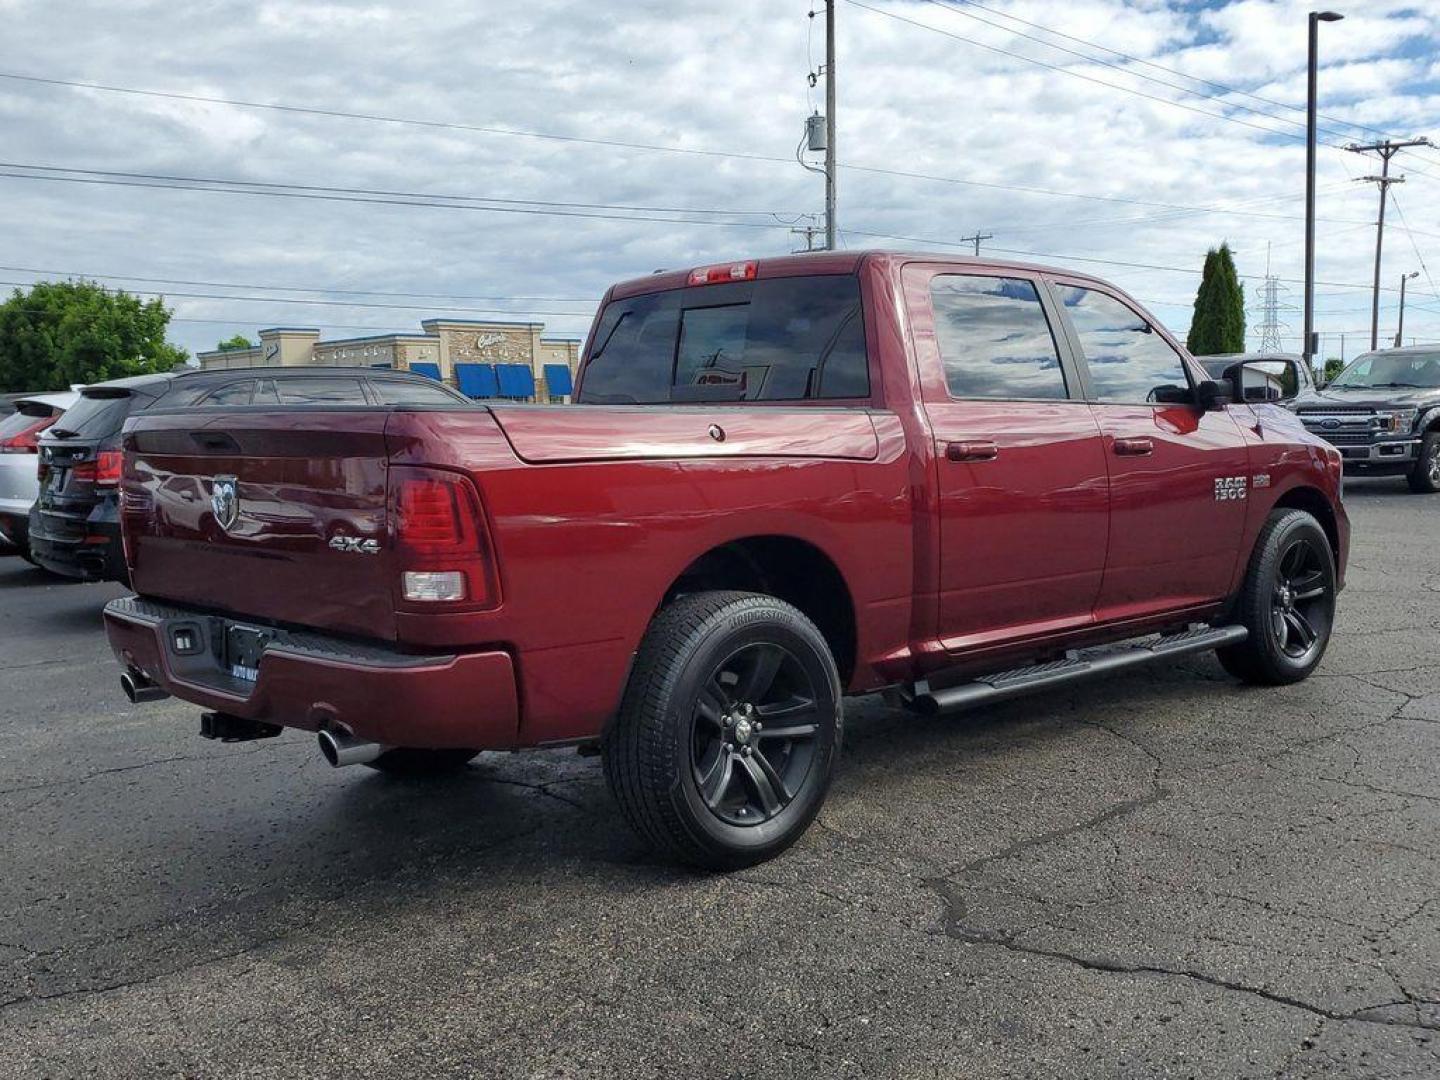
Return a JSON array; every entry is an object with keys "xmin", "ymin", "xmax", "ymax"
[
  {"xmin": 1113, "ymin": 437, "xmax": 1154, "ymax": 457},
  {"xmin": 945, "ymin": 441, "xmax": 999, "ymax": 462}
]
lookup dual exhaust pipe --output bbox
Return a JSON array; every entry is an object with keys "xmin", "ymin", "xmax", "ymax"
[
  {"xmin": 121, "ymin": 668, "xmax": 169, "ymax": 704},
  {"xmin": 317, "ymin": 728, "xmax": 389, "ymax": 768},
  {"xmin": 124, "ymin": 668, "xmax": 384, "ymax": 767}
]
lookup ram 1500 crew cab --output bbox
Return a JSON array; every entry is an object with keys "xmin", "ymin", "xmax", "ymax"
[{"xmin": 104, "ymin": 252, "xmax": 1348, "ymax": 868}]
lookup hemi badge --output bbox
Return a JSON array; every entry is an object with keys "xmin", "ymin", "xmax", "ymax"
[{"xmin": 1252, "ymin": 474, "xmax": 1271, "ymax": 489}]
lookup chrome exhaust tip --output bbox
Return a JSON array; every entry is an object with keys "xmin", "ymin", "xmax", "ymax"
[
  {"xmin": 317, "ymin": 728, "xmax": 387, "ymax": 768},
  {"xmin": 121, "ymin": 668, "xmax": 169, "ymax": 704}
]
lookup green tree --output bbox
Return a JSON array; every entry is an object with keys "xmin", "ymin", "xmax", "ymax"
[
  {"xmin": 1324, "ymin": 357, "xmax": 1345, "ymax": 383},
  {"xmin": 216, "ymin": 334, "xmax": 254, "ymax": 352},
  {"xmin": 0, "ymin": 280, "xmax": 189, "ymax": 392},
  {"xmin": 1186, "ymin": 243, "xmax": 1246, "ymax": 355}
]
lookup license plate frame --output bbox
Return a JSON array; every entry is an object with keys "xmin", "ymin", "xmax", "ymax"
[{"xmin": 224, "ymin": 624, "xmax": 274, "ymax": 684}]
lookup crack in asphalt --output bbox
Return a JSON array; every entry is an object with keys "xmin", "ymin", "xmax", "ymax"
[
  {"xmin": 0, "ymin": 742, "xmax": 288, "ymax": 799},
  {"xmin": 927, "ymin": 892, "xmax": 1440, "ymax": 1035}
]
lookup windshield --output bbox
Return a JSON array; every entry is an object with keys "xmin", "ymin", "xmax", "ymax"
[
  {"xmin": 579, "ymin": 275, "xmax": 869, "ymax": 404},
  {"xmin": 47, "ymin": 393, "xmax": 139, "ymax": 439},
  {"xmin": 1330, "ymin": 351, "xmax": 1440, "ymax": 390}
]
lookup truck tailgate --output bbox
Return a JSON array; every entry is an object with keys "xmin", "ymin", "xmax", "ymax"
[{"xmin": 123, "ymin": 410, "xmax": 398, "ymax": 640}]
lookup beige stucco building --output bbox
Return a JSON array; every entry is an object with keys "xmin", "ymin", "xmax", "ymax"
[{"xmin": 196, "ymin": 320, "xmax": 582, "ymax": 399}]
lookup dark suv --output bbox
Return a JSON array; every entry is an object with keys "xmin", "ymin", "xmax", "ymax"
[
  {"xmin": 29, "ymin": 366, "xmax": 470, "ymax": 583},
  {"xmin": 1289, "ymin": 347, "xmax": 1440, "ymax": 493}
]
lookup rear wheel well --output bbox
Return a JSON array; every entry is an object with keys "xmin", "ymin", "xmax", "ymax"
[
  {"xmin": 1272, "ymin": 486, "xmax": 1339, "ymax": 561},
  {"xmin": 664, "ymin": 537, "xmax": 857, "ymax": 684}
]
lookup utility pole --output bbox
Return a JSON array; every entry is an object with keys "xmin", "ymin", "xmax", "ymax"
[
  {"xmin": 824, "ymin": 0, "xmax": 836, "ymax": 251},
  {"xmin": 1304, "ymin": 12, "xmax": 1343, "ymax": 374},
  {"xmin": 960, "ymin": 232, "xmax": 993, "ymax": 257},
  {"xmin": 1348, "ymin": 136, "xmax": 1432, "ymax": 350},
  {"xmin": 790, "ymin": 221, "xmax": 822, "ymax": 253},
  {"xmin": 1396, "ymin": 270, "xmax": 1418, "ymax": 347}
]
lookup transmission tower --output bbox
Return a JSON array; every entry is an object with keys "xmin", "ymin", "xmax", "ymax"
[{"xmin": 1251, "ymin": 244, "xmax": 1296, "ymax": 354}]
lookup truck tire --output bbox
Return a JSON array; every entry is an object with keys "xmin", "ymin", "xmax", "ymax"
[
  {"xmin": 1407, "ymin": 430, "xmax": 1440, "ymax": 494},
  {"xmin": 364, "ymin": 747, "xmax": 480, "ymax": 775},
  {"xmin": 603, "ymin": 591, "xmax": 842, "ymax": 871},
  {"xmin": 1217, "ymin": 508, "xmax": 1336, "ymax": 686}
]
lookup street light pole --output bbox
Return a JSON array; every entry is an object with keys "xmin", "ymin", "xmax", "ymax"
[
  {"xmin": 1396, "ymin": 271, "xmax": 1418, "ymax": 347},
  {"xmin": 1303, "ymin": 11, "xmax": 1344, "ymax": 376}
]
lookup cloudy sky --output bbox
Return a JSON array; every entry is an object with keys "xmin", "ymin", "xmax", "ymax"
[{"xmin": 2, "ymin": 0, "xmax": 1437, "ymax": 364}]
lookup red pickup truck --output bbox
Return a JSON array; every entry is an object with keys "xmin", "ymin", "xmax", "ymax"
[{"xmin": 104, "ymin": 251, "xmax": 1348, "ymax": 869}]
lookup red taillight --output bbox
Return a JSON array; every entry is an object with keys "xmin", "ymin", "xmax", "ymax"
[
  {"xmin": 95, "ymin": 450, "xmax": 123, "ymax": 486},
  {"xmin": 390, "ymin": 468, "xmax": 499, "ymax": 609},
  {"xmin": 72, "ymin": 450, "xmax": 124, "ymax": 486},
  {"xmin": 687, "ymin": 260, "xmax": 758, "ymax": 286},
  {"xmin": 397, "ymin": 477, "xmax": 466, "ymax": 550},
  {"xmin": 0, "ymin": 415, "xmax": 54, "ymax": 453}
]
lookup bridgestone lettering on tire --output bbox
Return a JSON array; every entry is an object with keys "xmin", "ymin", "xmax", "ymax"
[
  {"xmin": 602, "ymin": 591, "xmax": 842, "ymax": 870},
  {"xmin": 1217, "ymin": 508, "xmax": 1336, "ymax": 686}
]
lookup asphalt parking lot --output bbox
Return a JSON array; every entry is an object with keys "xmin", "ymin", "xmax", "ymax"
[{"xmin": 1, "ymin": 479, "xmax": 1437, "ymax": 1079}]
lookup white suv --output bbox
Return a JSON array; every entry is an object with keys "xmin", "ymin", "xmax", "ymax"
[{"xmin": 0, "ymin": 391, "xmax": 79, "ymax": 558}]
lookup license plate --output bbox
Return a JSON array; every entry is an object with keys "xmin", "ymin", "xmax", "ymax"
[
  {"xmin": 47, "ymin": 469, "xmax": 66, "ymax": 493},
  {"xmin": 224, "ymin": 624, "xmax": 274, "ymax": 682}
]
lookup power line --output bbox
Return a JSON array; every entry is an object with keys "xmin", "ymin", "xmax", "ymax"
[
  {"xmin": 0, "ymin": 280, "xmax": 594, "ymax": 319},
  {"xmin": 1389, "ymin": 192, "xmax": 1440, "ymax": 310},
  {"xmin": 844, "ymin": 0, "xmax": 1351, "ymax": 147},
  {"xmin": 0, "ymin": 167, "xmax": 794, "ymax": 231},
  {"xmin": 0, "ymin": 70, "xmax": 797, "ymax": 167},
  {"xmin": 0, "ymin": 265, "xmax": 599, "ymax": 304},
  {"xmin": 4, "ymin": 160, "xmax": 1403, "ymax": 244},
  {"xmin": 0, "ymin": 71, "xmax": 1402, "ymax": 219},
  {"xmin": 923, "ymin": 0, "xmax": 1430, "ymax": 150}
]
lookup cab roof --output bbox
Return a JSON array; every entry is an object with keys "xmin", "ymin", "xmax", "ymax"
[{"xmin": 606, "ymin": 249, "xmax": 1111, "ymax": 302}]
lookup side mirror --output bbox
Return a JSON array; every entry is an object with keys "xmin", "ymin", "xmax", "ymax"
[
  {"xmin": 1150, "ymin": 384, "xmax": 1191, "ymax": 404},
  {"xmin": 1196, "ymin": 379, "xmax": 1233, "ymax": 411}
]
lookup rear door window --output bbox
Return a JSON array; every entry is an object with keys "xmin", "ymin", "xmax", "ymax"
[
  {"xmin": 580, "ymin": 275, "xmax": 869, "ymax": 403},
  {"xmin": 273, "ymin": 378, "xmax": 370, "ymax": 405},
  {"xmin": 929, "ymin": 275, "xmax": 1069, "ymax": 400}
]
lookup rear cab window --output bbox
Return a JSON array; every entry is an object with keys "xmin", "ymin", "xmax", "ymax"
[{"xmin": 579, "ymin": 275, "xmax": 869, "ymax": 404}]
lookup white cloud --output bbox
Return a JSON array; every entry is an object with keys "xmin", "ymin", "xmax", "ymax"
[{"xmin": 0, "ymin": 0, "xmax": 1435, "ymax": 360}]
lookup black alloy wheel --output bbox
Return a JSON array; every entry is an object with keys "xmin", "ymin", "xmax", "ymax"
[
  {"xmin": 1218, "ymin": 508, "xmax": 1337, "ymax": 686},
  {"xmin": 1268, "ymin": 535, "xmax": 1332, "ymax": 664},
  {"xmin": 603, "ymin": 591, "xmax": 842, "ymax": 870},
  {"xmin": 691, "ymin": 641, "xmax": 822, "ymax": 827}
]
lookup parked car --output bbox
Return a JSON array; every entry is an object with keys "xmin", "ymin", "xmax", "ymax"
[
  {"xmin": 102, "ymin": 252, "xmax": 1348, "ymax": 869},
  {"xmin": 1197, "ymin": 352, "xmax": 1314, "ymax": 403},
  {"xmin": 0, "ymin": 390, "xmax": 79, "ymax": 558},
  {"xmin": 1289, "ymin": 346, "xmax": 1440, "ymax": 492},
  {"xmin": 29, "ymin": 366, "xmax": 470, "ymax": 583}
]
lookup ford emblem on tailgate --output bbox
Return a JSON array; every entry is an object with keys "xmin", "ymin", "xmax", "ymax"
[{"xmin": 212, "ymin": 475, "xmax": 239, "ymax": 532}]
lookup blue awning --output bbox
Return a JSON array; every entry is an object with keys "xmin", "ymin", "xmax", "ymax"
[
  {"xmin": 542, "ymin": 364, "xmax": 574, "ymax": 396},
  {"xmin": 455, "ymin": 363, "xmax": 499, "ymax": 399},
  {"xmin": 409, "ymin": 361, "xmax": 442, "ymax": 381},
  {"xmin": 496, "ymin": 364, "xmax": 536, "ymax": 398}
]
